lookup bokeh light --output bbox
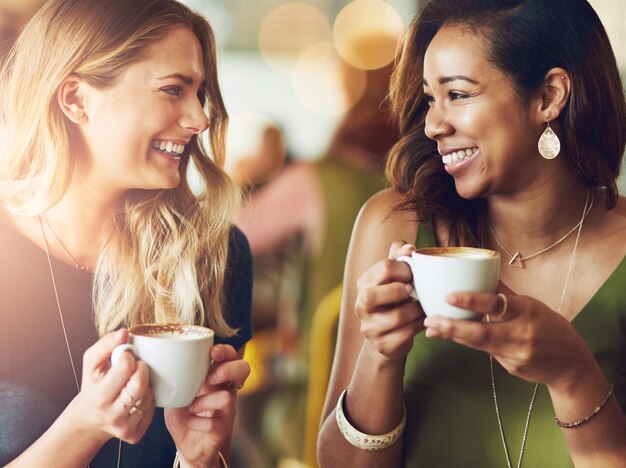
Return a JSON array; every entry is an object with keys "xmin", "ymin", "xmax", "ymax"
[
  {"xmin": 333, "ymin": 0, "xmax": 403, "ymax": 70},
  {"xmin": 292, "ymin": 42, "xmax": 366, "ymax": 116},
  {"xmin": 259, "ymin": 3, "xmax": 332, "ymax": 75}
]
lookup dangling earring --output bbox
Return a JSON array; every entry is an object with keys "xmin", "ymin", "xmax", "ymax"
[{"xmin": 538, "ymin": 120, "xmax": 560, "ymax": 159}]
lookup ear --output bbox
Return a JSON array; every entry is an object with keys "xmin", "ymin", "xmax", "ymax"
[
  {"xmin": 535, "ymin": 67, "xmax": 571, "ymax": 123},
  {"xmin": 57, "ymin": 75, "xmax": 88, "ymax": 124}
]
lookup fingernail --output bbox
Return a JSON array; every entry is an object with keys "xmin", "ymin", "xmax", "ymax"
[
  {"xmin": 405, "ymin": 284, "xmax": 413, "ymax": 294},
  {"xmin": 425, "ymin": 328, "xmax": 440, "ymax": 338},
  {"xmin": 445, "ymin": 293, "xmax": 458, "ymax": 304}
]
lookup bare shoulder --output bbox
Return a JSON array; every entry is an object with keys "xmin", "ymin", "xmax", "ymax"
[
  {"xmin": 354, "ymin": 187, "xmax": 419, "ymax": 245},
  {"xmin": 346, "ymin": 188, "xmax": 419, "ymax": 278}
]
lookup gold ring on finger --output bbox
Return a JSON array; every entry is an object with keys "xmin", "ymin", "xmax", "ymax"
[
  {"xmin": 129, "ymin": 405, "xmax": 144, "ymax": 417},
  {"xmin": 495, "ymin": 293, "xmax": 508, "ymax": 318},
  {"xmin": 227, "ymin": 381, "xmax": 244, "ymax": 391}
]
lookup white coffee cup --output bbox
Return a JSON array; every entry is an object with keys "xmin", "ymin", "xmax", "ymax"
[
  {"xmin": 111, "ymin": 323, "xmax": 214, "ymax": 408},
  {"xmin": 398, "ymin": 247, "xmax": 500, "ymax": 320}
]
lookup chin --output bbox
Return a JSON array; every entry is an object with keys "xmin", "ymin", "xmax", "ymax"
[{"xmin": 453, "ymin": 180, "xmax": 488, "ymax": 201}]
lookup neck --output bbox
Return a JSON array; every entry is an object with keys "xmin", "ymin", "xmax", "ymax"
[
  {"xmin": 486, "ymin": 176, "xmax": 592, "ymax": 259},
  {"xmin": 43, "ymin": 178, "xmax": 122, "ymax": 268}
]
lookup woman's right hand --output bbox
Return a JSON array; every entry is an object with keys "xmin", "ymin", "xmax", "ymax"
[
  {"xmin": 73, "ymin": 329, "xmax": 155, "ymax": 444},
  {"xmin": 354, "ymin": 241, "xmax": 426, "ymax": 361}
]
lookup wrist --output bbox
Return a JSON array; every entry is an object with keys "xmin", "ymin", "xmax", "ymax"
[
  {"xmin": 175, "ymin": 451, "xmax": 227, "ymax": 468},
  {"xmin": 66, "ymin": 394, "xmax": 111, "ymax": 445}
]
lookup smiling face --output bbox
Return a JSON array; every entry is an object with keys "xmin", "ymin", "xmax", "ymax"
[
  {"xmin": 72, "ymin": 26, "xmax": 209, "ymax": 196},
  {"xmin": 422, "ymin": 24, "xmax": 543, "ymax": 199}
]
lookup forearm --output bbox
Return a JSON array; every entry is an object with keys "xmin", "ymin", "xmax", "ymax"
[
  {"xmin": 318, "ymin": 340, "xmax": 406, "ymax": 467},
  {"xmin": 548, "ymin": 359, "xmax": 626, "ymax": 467},
  {"xmin": 6, "ymin": 395, "xmax": 109, "ymax": 467}
]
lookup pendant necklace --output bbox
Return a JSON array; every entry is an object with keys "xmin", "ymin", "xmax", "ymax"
[
  {"xmin": 486, "ymin": 189, "xmax": 593, "ymax": 268},
  {"xmin": 38, "ymin": 215, "xmax": 122, "ymax": 468},
  {"xmin": 41, "ymin": 213, "xmax": 94, "ymax": 272},
  {"xmin": 487, "ymin": 188, "xmax": 591, "ymax": 468}
]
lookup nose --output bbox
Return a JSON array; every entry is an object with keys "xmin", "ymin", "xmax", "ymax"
[
  {"xmin": 181, "ymin": 98, "xmax": 210, "ymax": 135},
  {"xmin": 424, "ymin": 101, "xmax": 452, "ymax": 141}
]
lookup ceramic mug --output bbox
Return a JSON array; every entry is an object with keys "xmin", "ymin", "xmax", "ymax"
[
  {"xmin": 398, "ymin": 246, "xmax": 500, "ymax": 320},
  {"xmin": 111, "ymin": 323, "xmax": 214, "ymax": 408}
]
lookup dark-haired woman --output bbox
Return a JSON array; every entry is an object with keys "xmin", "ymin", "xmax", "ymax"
[{"xmin": 317, "ymin": 0, "xmax": 626, "ymax": 466}]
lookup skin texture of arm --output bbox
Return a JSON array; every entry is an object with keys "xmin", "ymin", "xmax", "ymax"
[{"xmin": 317, "ymin": 188, "xmax": 422, "ymax": 467}]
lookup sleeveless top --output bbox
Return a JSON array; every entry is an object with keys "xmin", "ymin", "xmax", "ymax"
[
  {"xmin": 402, "ymin": 223, "xmax": 626, "ymax": 467},
  {"xmin": 0, "ymin": 220, "xmax": 253, "ymax": 467}
]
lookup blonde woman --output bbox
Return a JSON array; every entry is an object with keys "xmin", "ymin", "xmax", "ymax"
[{"xmin": 0, "ymin": 0, "xmax": 252, "ymax": 466}]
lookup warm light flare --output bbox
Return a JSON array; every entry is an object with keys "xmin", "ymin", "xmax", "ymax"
[
  {"xmin": 258, "ymin": 3, "xmax": 332, "ymax": 75},
  {"xmin": 292, "ymin": 42, "xmax": 366, "ymax": 116},
  {"xmin": 333, "ymin": 0, "xmax": 403, "ymax": 70}
]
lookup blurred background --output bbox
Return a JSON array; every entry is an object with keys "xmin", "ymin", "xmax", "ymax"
[{"xmin": 1, "ymin": 1, "xmax": 624, "ymax": 467}]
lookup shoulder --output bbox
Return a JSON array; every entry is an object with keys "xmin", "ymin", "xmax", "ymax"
[
  {"xmin": 354, "ymin": 188, "xmax": 419, "ymax": 245},
  {"xmin": 344, "ymin": 188, "xmax": 419, "ymax": 277}
]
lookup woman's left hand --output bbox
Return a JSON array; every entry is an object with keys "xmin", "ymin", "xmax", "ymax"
[
  {"xmin": 423, "ymin": 287, "xmax": 593, "ymax": 391},
  {"xmin": 165, "ymin": 344, "xmax": 250, "ymax": 467}
]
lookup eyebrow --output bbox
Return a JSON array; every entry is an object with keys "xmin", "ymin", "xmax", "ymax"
[
  {"xmin": 156, "ymin": 73, "xmax": 205, "ymax": 86},
  {"xmin": 423, "ymin": 75, "xmax": 479, "ymax": 86}
]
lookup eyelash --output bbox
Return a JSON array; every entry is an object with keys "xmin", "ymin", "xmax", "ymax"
[
  {"xmin": 423, "ymin": 91, "xmax": 470, "ymax": 105},
  {"xmin": 162, "ymin": 86, "xmax": 182, "ymax": 97}
]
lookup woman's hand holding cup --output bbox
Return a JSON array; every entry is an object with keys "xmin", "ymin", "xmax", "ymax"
[
  {"xmin": 354, "ymin": 241, "xmax": 425, "ymax": 361},
  {"xmin": 165, "ymin": 344, "xmax": 250, "ymax": 467},
  {"xmin": 73, "ymin": 329, "xmax": 155, "ymax": 444}
]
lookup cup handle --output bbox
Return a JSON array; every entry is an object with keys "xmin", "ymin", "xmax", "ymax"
[
  {"xmin": 111, "ymin": 343, "xmax": 137, "ymax": 365},
  {"xmin": 396, "ymin": 255, "xmax": 419, "ymax": 300}
]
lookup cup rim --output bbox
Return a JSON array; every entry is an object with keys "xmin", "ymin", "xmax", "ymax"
[
  {"xmin": 413, "ymin": 246, "xmax": 500, "ymax": 258},
  {"xmin": 128, "ymin": 323, "xmax": 214, "ymax": 339}
]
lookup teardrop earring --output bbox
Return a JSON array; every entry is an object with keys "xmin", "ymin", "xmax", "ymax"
[{"xmin": 538, "ymin": 121, "xmax": 560, "ymax": 159}]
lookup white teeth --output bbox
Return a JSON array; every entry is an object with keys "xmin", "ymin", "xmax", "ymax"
[
  {"xmin": 441, "ymin": 147, "xmax": 478, "ymax": 165},
  {"xmin": 152, "ymin": 140, "xmax": 186, "ymax": 156}
]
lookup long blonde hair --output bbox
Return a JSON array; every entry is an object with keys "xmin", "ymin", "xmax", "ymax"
[{"xmin": 0, "ymin": 0, "xmax": 240, "ymax": 337}]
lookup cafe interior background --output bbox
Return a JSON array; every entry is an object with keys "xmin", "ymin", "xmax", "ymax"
[{"xmin": 1, "ymin": 0, "xmax": 624, "ymax": 467}]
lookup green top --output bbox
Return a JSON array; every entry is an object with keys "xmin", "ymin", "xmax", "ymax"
[{"xmin": 402, "ymin": 223, "xmax": 626, "ymax": 467}]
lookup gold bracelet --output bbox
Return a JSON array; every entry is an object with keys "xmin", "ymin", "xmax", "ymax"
[
  {"xmin": 335, "ymin": 388, "xmax": 406, "ymax": 451},
  {"xmin": 555, "ymin": 384, "xmax": 614, "ymax": 428},
  {"xmin": 172, "ymin": 451, "xmax": 228, "ymax": 468}
]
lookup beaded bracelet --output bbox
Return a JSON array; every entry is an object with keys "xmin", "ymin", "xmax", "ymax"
[
  {"xmin": 335, "ymin": 388, "xmax": 406, "ymax": 451},
  {"xmin": 172, "ymin": 451, "xmax": 228, "ymax": 467},
  {"xmin": 555, "ymin": 384, "xmax": 614, "ymax": 428}
]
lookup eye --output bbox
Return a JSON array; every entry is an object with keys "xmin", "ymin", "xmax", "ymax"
[
  {"xmin": 161, "ymin": 86, "xmax": 182, "ymax": 97},
  {"xmin": 449, "ymin": 91, "xmax": 470, "ymax": 101}
]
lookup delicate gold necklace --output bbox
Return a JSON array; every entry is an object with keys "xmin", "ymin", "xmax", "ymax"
[
  {"xmin": 488, "ymin": 188, "xmax": 590, "ymax": 468},
  {"xmin": 487, "ymin": 190, "xmax": 593, "ymax": 268},
  {"xmin": 41, "ymin": 213, "xmax": 94, "ymax": 272},
  {"xmin": 38, "ymin": 215, "xmax": 121, "ymax": 468}
]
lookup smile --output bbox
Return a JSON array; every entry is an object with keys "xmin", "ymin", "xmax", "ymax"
[
  {"xmin": 151, "ymin": 139, "xmax": 186, "ymax": 157},
  {"xmin": 441, "ymin": 147, "xmax": 478, "ymax": 165}
]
